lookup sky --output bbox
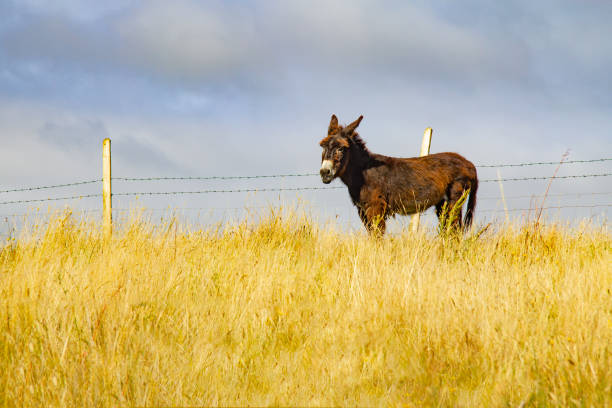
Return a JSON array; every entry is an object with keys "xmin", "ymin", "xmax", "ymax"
[{"xmin": 0, "ymin": 0, "xmax": 611, "ymax": 232}]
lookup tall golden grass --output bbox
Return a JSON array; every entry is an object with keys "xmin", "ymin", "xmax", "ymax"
[{"xmin": 0, "ymin": 209, "xmax": 610, "ymax": 407}]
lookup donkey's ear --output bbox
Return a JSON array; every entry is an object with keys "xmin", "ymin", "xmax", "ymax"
[
  {"xmin": 344, "ymin": 115, "xmax": 363, "ymax": 135},
  {"xmin": 328, "ymin": 114, "xmax": 339, "ymax": 133}
]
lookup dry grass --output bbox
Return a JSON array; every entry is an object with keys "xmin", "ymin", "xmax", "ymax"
[{"xmin": 0, "ymin": 209, "xmax": 610, "ymax": 407}]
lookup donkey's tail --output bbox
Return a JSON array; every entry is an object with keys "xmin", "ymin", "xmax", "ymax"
[{"xmin": 464, "ymin": 177, "xmax": 478, "ymax": 228}]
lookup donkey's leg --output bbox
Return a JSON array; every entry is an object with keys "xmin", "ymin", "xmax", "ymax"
[
  {"xmin": 435, "ymin": 200, "xmax": 447, "ymax": 220},
  {"xmin": 363, "ymin": 194, "xmax": 387, "ymax": 235},
  {"xmin": 358, "ymin": 206, "xmax": 384, "ymax": 235},
  {"xmin": 365, "ymin": 207, "xmax": 386, "ymax": 235},
  {"xmin": 446, "ymin": 182, "xmax": 466, "ymax": 228}
]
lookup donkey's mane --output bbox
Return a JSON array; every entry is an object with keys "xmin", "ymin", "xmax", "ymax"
[{"xmin": 351, "ymin": 132, "xmax": 369, "ymax": 153}]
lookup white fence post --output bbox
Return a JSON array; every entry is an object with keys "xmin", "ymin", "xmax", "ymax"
[
  {"xmin": 410, "ymin": 127, "xmax": 433, "ymax": 232},
  {"xmin": 103, "ymin": 138, "xmax": 112, "ymax": 238}
]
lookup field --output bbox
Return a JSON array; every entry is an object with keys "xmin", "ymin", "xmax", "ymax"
[{"xmin": 0, "ymin": 210, "xmax": 610, "ymax": 407}]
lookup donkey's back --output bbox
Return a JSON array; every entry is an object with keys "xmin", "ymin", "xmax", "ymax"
[{"xmin": 365, "ymin": 152, "xmax": 477, "ymax": 224}]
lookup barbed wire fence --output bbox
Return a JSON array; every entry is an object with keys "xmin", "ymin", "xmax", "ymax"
[{"xmin": 1, "ymin": 157, "xmax": 611, "ymax": 234}]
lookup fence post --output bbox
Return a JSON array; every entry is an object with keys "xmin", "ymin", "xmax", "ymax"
[
  {"xmin": 103, "ymin": 138, "xmax": 112, "ymax": 238},
  {"xmin": 410, "ymin": 127, "xmax": 433, "ymax": 232}
]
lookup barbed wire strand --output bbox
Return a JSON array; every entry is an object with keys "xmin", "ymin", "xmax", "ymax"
[
  {"xmin": 479, "ymin": 203, "xmax": 612, "ymax": 213},
  {"xmin": 476, "ymin": 158, "xmax": 611, "ymax": 168},
  {"xmin": 114, "ymin": 204, "xmax": 612, "ymax": 213},
  {"xmin": 113, "ymin": 174, "xmax": 317, "ymax": 182},
  {"xmin": 0, "ymin": 194, "xmax": 101, "ymax": 206},
  {"xmin": 479, "ymin": 191, "xmax": 612, "ymax": 201},
  {"xmin": 480, "ymin": 173, "xmax": 611, "ymax": 182},
  {"xmin": 0, "ymin": 180, "xmax": 100, "ymax": 194},
  {"xmin": 0, "ymin": 208, "xmax": 108, "ymax": 217},
  {"xmin": 113, "ymin": 186, "xmax": 344, "ymax": 197}
]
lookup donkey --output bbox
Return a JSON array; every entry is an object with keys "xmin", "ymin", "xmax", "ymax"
[{"xmin": 319, "ymin": 114, "xmax": 478, "ymax": 235}]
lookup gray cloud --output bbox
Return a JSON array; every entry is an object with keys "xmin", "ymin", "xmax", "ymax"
[
  {"xmin": 1, "ymin": 16, "xmax": 113, "ymax": 71},
  {"xmin": 267, "ymin": 1, "xmax": 529, "ymax": 80},
  {"xmin": 116, "ymin": 1, "xmax": 258, "ymax": 82},
  {"xmin": 36, "ymin": 116, "xmax": 185, "ymax": 175},
  {"xmin": 1, "ymin": 0, "xmax": 609, "ymax": 86},
  {"xmin": 38, "ymin": 118, "xmax": 108, "ymax": 151},
  {"xmin": 1, "ymin": 0, "xmax": 532, "ymax": 86},
  {"xmin": 6, "ymin": 0, "xmax": 135, "ymax": 23}
]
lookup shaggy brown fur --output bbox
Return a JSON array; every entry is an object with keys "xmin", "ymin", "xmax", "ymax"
[{"xmin": 319, "ymin": 114, "xmax": 478, "ymax": 235}]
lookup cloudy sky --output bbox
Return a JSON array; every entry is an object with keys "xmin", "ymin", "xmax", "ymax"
[{"xmin": 0, "ymin": 0, "xmax": 611, "ymax": 230}]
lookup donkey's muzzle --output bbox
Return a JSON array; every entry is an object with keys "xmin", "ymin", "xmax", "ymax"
[
  {"xmin": 320, "ymin": 168, "xmax": 333, "ymax": 184},
  {"xmin": 320, "ymin": 159, "xmax": 335, "ymax": 183}
]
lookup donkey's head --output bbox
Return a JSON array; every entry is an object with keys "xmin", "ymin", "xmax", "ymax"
[{"xmin": 319, "ymin": 114, "xmax": 363, "ymax": 183}]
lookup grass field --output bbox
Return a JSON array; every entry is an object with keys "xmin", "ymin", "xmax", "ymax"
[{"xmin": 0, "ymin": 210, "xmax": 610, "ymax": 407}]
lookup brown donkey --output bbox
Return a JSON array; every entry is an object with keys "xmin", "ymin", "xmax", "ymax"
[{"xmin": 319, "ymin": 114, "xmax": 478, "ymax": 235}]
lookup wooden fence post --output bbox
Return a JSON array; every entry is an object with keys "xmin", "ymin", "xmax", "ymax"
[
  {"xmin": 410, "ymin": 127, "xmax": 433, "ymax": 232},
  {"xmin": 103, "ymin": 138, "xmax": 112, "ymax": 238}
]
